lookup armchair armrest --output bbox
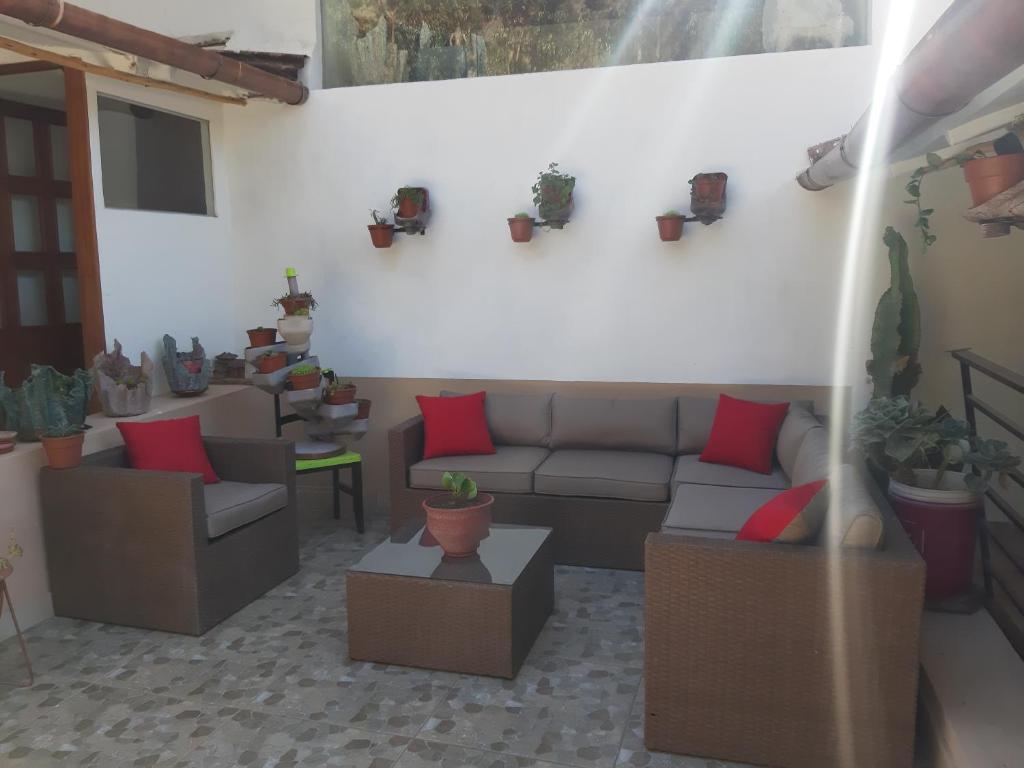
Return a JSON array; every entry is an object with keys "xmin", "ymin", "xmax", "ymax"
[
  {"xmin": 202, "ymin": 436, "xmax": 295, "ymax": 486},
  {"xmin": 388, "ymin": 416, "xmax": 424, "ymax": 486}
]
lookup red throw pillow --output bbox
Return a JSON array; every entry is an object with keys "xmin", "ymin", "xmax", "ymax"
[
  {"xmin": 699, "ymin": 394, "xmax": 789, "ymax": 474},
  {"xmin": 736, "ymin": 480, "xmax": 828, "ymax": 543},
  {"xmin": 416, "ymin": 391, "xmax": 495, "ymax": 460},
  {"xmin": 116, "ymin": 415, "xmax": 219, "ymax": 484}
]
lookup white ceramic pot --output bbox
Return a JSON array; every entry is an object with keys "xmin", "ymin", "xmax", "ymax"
[{"xmin": 277, "ymin": 316, "xmax": 313, "ymax": 354}]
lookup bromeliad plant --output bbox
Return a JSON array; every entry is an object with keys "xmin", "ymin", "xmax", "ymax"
[{"xmin": 851, "ymin": 396, "xmax": 1020, "ymax": 494}]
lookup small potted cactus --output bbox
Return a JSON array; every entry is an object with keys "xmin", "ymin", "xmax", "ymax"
[
  {"xmin": 247, "ymin": 326, "xmax": 277, "ymax": 347},
  {"xmin": 324, "ymin": 379, "xmax": 357, "ymax": 405},
  {"xmin": 422, "ymin": 471, "xmax": 493, "ymax": 557},
  {"xmin": 256, "ymin": 351, "xmax": 288, "ymax": 374},
  {"xmin": 368, "ymin": 210, "xmax": 395, "ymax": 249},
  {"xmin": 656, "ymin": 210, "xmax": 685, "ymax": 241},
  {"xmin": 508, "ymin": 212, "xmax": 535, "ymax": 243},
  {"xmin": 287, "ymin": 363, "xmax": 321, "ymax": 391}
]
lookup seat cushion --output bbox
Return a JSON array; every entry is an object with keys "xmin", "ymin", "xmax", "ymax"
[
  {"xmin": 443, "ymin": 390, "xmax": 552, "ymax": 446},
  {"xmin": 409, "ymin": 446, "xmax": 550, "ymax": 494},
  {"xmin": 534, "ymin": 450, "xmax": 673, "ymax": 502},
  {"xmin": 550, "ymin": 395, "xmax": 676, "ymax": 454},
  {"xmin": 671, "ymin": 454, "xmax": 789, "ymax": 492},
  {"xmin": 663, "ymin": 483, "xmax": 780, "ymax": 533},
  {"xmin": 776, "ymin": 406, "xmax": 823, "ymax": 479},
  {"xmin": 204, "ymin": 481, "xmax": 288, "ymax": 539}
]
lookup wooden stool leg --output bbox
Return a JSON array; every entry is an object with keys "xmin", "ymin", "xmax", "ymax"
[
  {"xmin": 332, "ymin": 466, "xmax": 341, "ymax": 521},
  {"xmin": 353, "ymin": 461, "xmax": 365, "ymax": 534},
  {"xmin": 0, "ymin": 582, "xmax": 34, "ymax": 688}
]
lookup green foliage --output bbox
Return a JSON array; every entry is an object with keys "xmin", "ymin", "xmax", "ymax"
[
  {"xmin": 289, "ymin": 363, "xmax": 318, "ymax": 376},
  {"xmin": 391, "ymin": 187, "xmax": 425, "ymax": 210},
  {"xmin": 866, "ymin": 228, "xmax": 921, "ymax": 399},
  {"xmin": 513, "ymin": 212, "xmax": 532, "ymax": 218},
  {"xmin": 370, "ymin": 209, "xmax": 390, "ymax": 226},
  {"xmin": 662, "ymin": 210, "xmax": 682, "ymax": 217},
  {"xmin": 0, "ymin": 365, "xmax": 91, "ymax": 441},
  {"xmin": 271, "ymin": 291, "xmax": 318, "ymax": 311},
  {"xmin": 441, "ymin": 470, "xmax": 478, "ymax": 501},
  {"xmin": 903, "ymin": 155, "xmax": 940, "ymax": 253},
  {"xmin": 851, "ymin": 396, "xmax": 1020, "ymax": 492},
  {"xmin": 531, "ymin": 162, "xmax": 575, "ymax": 219}
]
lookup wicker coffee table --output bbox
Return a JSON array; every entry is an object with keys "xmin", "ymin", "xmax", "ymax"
[{"xmin": 347, "ymin": 523, "xmax": 553, "ymax": 678}]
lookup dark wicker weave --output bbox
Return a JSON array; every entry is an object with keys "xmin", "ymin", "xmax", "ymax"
[
  {"xmin": 39, "ymin": 437, "xmax": 299, "ymax": 636},
  {"xmin": 347, "ymin": 531, "xmax": 553, "ymax": 678},
  {"xmin": 643, "ymin": 511, "xmax": 925, "ymax": 768},
  {"xmin": 388, "ymin": 416, "xmax": 667, "ymax": 570}
]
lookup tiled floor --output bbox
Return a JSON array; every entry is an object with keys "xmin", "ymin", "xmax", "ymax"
[{"xmin": 0, "ymin": 512, "xmax": 738, "ymax": 768}]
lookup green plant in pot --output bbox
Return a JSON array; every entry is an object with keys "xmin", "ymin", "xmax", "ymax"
[
  {"xmin": 852, "ymin": 396, "xmax": 1020, "ymax": 603},
  {"xmin": 422, "ymin": 471, "xmax": 493, "ymax": 558},
  {"xmin": 368, "ymin": 209, "xmax": 395, "ymax": 249},
  {"xmin": 287, "ymin": 363, "xmax": 321, "ymax": 391},
  {"xmin": 656, "ymin": 209, "xmax": 685, "ymax": 241},
  {"xmin": 272, "ymin": 291, "xmax": 317, "ymax": 317},
  {"xmin": 532, "ymin": 162, "xmax": 575, "ymax": 227},
  {"xmin": 507, "ymin": 211, "xmax": 535, "ymax": 243},
  {"xmin": 324, "ymin": 378, "xmax": 357, "ymax": 406},
  {"xmin": 392, "ymin": 187, "xmax": 427, "ymax": 219},
  {"xmin": 0, "ymin": 365, "xmax": 91, "ymax": 443}
]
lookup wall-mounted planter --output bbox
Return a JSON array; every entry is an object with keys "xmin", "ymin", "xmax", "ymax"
[
  {"xmin": 393, "ymin": 187, "xmax": 431, "ymax": 233},
  {"xmin": 656, "ymin": 214, "xmax": 685, "ymax": 241},
  {"xmin": 368, "ymin": 224, "xmax": 396, "ymax": 248},
  {"xmin": 508, "ymin": 216, "xmax": 536, "ymax": 243},
  {"xmin": 962, "ymin": 154, "xmax": 1024, "ymax": 206},
  {"xmin": 690, "ymin": 172, "xmax": 728, "ymax": 223},
  {"xmin": 533, "ymin": 163, "xmax": 576, "ymax": 229}
]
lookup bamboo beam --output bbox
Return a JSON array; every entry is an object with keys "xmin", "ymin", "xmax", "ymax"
[{"xmin": 0, "ymin": 35, "xmax": 247, "ymax": 105}]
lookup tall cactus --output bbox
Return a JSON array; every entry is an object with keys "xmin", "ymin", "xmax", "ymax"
[{"xmin": 866, "ymin": 227, "xmax": 922, "ymax": 398}]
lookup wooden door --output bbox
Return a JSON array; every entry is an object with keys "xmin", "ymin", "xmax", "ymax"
[{"xmin": 0, "ymin": 97, "xmax": 83, "ymax": 386}]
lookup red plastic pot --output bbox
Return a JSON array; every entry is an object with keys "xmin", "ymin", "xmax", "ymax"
[
  {"xmin": 656, "ymin": 215, "xmax": 684, "ymax": 241},
  {"xmin": 508, "ymin": 217, "xmax": 535, "ymax": 243},
  {"xmin": 962, "ymin": 154, "xmax": 1024, "ymax": 206},
  {"xmin": 247, "ymin": 328, "xmax": 277, "ymax": 347},
  {"xmin": 368, "ymin": 224, "xmax": 395, "ymax": 248},
  {"xmin": 888, "ymin": 470, "xmax": 982, "ymax": 602},
  {"xmin": 422, "ymin": 493, "xmax": 493, "ymax": 557}
]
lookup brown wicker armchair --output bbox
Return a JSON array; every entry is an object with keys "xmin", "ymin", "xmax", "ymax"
[{"xmin": 39, "ymin": 437, "xmax": 298, "ymax": 635}]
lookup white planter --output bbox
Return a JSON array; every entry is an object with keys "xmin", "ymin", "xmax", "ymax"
[{"xmin": 277, "ymin": 316, "xmax": 313, "ymax": 354}]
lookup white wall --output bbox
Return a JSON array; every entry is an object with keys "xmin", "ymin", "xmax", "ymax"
[
  {"xmin": 75, "ymin": 0, "xmax": 318, "ymax": 56},
  {"xmin": 87, "ymin": 77, "xmax": 240, "ymax": 389}
]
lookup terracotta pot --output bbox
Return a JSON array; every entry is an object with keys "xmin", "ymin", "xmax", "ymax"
[
  {"xmin": 247, "ymin": 328, "xmax": 277, "ymax": 347},
  {"xmin": 324, "ymin": 385, "xmax": 357, "ymax": 405},
  {"xmin": 888, "ymin": 470, "xmax": 982, "ymax": 602},
  {"xmin": 656, "ymin": 215, "xmax": 684, "ymax": 241},
  {"xmin": 422, "ymin": 493, "xmax": 493, "ymax": 557},
  {"xmin": 257, "ymin": 353, "xmax": 287, "ymax": 374},
  {"xmin": 356, "ymin": 398, "xmax": 372, "ymax": 420},
  {"xmin": 690, "ymin": 172, "xmax": 728, "ymax": 220},
  {"xmin": 279, "ymin": 296, "xmax": 312, "ymax": 316},
  {"xmin": 288, "ymin": 368, "xmax": 321, "ymax": 391},
  {"xmin": 508, "ymin": 217, "xmax": 535, "ymax": 243},
  {"xmin": 41, "ymin": 431, "xmax": 85, "ymax": 469},
  {"xmin": 368, "ymin": 224, "xmax": 395, "ymax": 248},
  {"xmin": 962, "ymin": 154, "xmax": 1024, "ymax": 206}
]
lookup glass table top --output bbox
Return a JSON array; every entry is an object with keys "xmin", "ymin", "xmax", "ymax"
[{"xmin": 348, "ymin": 524, "xmax": 551, "ymax": 586}]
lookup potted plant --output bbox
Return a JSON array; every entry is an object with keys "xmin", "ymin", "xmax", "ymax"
[
  {"xmin": 532, "ymin": 162, "xmax": 575, "ymax": 227},
  {"xmin": 272, "ymin": 292, "xmax": 317, "ymax": 317},
  {"xmin": 256, "ymin": 351, "xmax": 287, "ymax": 374},
  {"xmin": 392, "ymin": 187, "xmax": 427, "ymax": 219},
  {"xmin": 247, "ymin": 326, "xmax": 277, "ymax": 347},
  {"xmin": 324, "ymin": 379, "xmax": 357, "ymax": 405},
  {"xmin": 852, "ymin": 396, "xmax": 1021, "ymax": 602},
  {"xmin": 656, "ymin": 210, "xmax": 685, "ymax": 241},
  {"xmin": 162, "ymin": 335, "xmax": 210, "ymax": 396},
  {"xmin": 40, "ymin": 420, "xmax": 86, "ymax": 469},
  {"xmin": 507, "ymin": 212, "xmax": 535, "ymax": 243},
  {"xmin": 422, "ymin": 471, "xmax": 493, "ymax": 558},
  {"xmin": 368, "ymin": 209, "xmax": 395, "ymax": 248},
  {"xmin": 0, "ymin": 365, "xmax": 91, "ymax": 443},
  {"xmin": 92, "ymin": 340, "xmax": 153, "ymax": 417},
  {"xmin": 689, "ymin": 172, "xmax": 728, "ymax": 223},
  {"xmin": 356, "ymin": 398, "xmax": 372, "ymax": 420},
  {"xmin": 962, "ymin": 152, "xmax": 1024, "ymax": 206},
  {"xmin": 287, "ymin": 363, "xmax": 321, "ymax": 391}
]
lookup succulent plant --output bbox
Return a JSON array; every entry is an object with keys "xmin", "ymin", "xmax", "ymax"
[
  {"xmin": 866, "ymin": 228, "xmax": 921, "ymax": 399},
  {"xmin": 442, "ymin": 471, "xmax": 478, "ymax": 501},
  {"xmin": 289, "ymin": 363, "xmax": 318, "ymax": 376}
]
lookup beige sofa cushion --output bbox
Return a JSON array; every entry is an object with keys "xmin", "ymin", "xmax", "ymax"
[
  {"xmin": 550, "ymin": 396, "xmax": 676, "ymax": 454},
  {"xmin": 791, "ymin": 427, "xmax": 832, "ymax": 486},
  {"xmin": 776, "ymin": 406, "xmax": 823, "ymax": 479},
  {"xmin": 676, "ymin": 396, "xmax": 815, "ymax": 455},
  {"xmin": 410, "ymin": 446, "xmax": 550, "ymax": 494},
  {"xmin": 204, "ymin": 481, "xmax": 288, "ymax": 539},
  {"xmin": 443, "ymin": 391, "xmax": 552, "ymax": 447},
  {"xmin": 534, "ymin": 450, "xmax": 673, "ymax": 501},
  {"xmin": 824, "ymin": 464, "xmax": 885, "ymax": 549},
  {"xmin": 671, "ymin": 454, "xmax": 789, "ymax": 492},
  {"xmin": 663, "ymin": 483, "xmax": 779, "ymax": 533}
]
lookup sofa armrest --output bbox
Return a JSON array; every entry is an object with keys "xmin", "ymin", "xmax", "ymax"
[
  {"xmin": 388, "ymin": 416, "xmax": 424, "ymax": 485},
  {"xmin": 203, "ymin": 436, "xmax": 295, "ymax": 487},
  {"xmin": 643, "ymin": 532, "xmax": 924, "ymax": 766}
]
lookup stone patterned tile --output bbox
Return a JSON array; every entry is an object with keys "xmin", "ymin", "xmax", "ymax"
[
  {"xmin": 397, "ymin": 738, "xmax": 563, "ymax": 768},
  {"xmin": 528, "ymin": 621, "xmax": 644, "ymax": 669},
  {"xmin": 616, "ymin": 709, "xmax": 754, "ymax": 768}
]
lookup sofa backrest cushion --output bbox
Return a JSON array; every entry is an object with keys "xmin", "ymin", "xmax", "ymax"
[
  {"xmin": 791, "ymin": 427, "xmax": 831, "ymax": 486},
  {"xmin": 442, "ymin": 391, "xmax": 553, "ymax": 447},
  {"xmin": 550, "ymin": 395, "xmax": 677, "ymax": 454},
  {"xmin": 776, "ymin": 405, "xmax": 823, "ymax": 479},
  {"xmin": 824, "ymin": 464, "xmax": 885, "ymax": 549},
  {"xmin": 677, "ymin": 396, "xmax": 816, "ymax": 455}
]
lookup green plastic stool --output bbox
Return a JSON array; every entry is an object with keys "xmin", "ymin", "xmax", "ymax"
[{"xmin": 295, "ymin": 451, "xmax": 364, "ymax": 533}]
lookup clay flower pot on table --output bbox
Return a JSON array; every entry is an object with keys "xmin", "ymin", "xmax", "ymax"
[
  {"xmin": 422, "ymin": 493, "xmax": 494, "ymax": 558},
  {"xmin": 247, "ymin": 327, "xmax": 277, "ymax": 347},
  {"xmin": 962, "ymin": 154, "xmax": 1024, "ymax": 206},
  {"xmin": 41, "ymin": 432, "xmax": 85, "ymax": 469},
  {"xmin": 656, "ymin": 214, "xmax": 685, "ymax": 241}
]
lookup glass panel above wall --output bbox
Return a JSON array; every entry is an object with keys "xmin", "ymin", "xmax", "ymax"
[
  {"xmin": 5, "ymin": 116, "xmax": 36, "ymax": 176},
  {"xmin": 97, "ymin": 95, "xmax": 214, "ymax": 215},
  {"xmin": 321, "ymin": 0, "xmax": 870, "ymax": 88},
  {"xmin": 56, "ymin": 198, "xmax": 75, "ymax": 252},
  {"xmin": 50, "ymin": 124, "xmax": 69, "ymax": 181},
  {"xmin": 61, "ymin": 270, "xmax": 80, "ymax": 323},
  {"xmin": 16, "ymin": 270, "xmax": 47, "ymax": 326},
  {"xmin": 11, "ymin": 194, "xmax": 41, "ymax": 251}
]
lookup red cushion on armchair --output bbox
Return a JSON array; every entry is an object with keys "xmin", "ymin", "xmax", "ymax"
[
  {"xmin": 416, "ymin": 391, "xmax": 495, "ymax": 459},
  {"xmin": 117, "ymin": 415, "xmax": 219, "ymax": 484}
]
